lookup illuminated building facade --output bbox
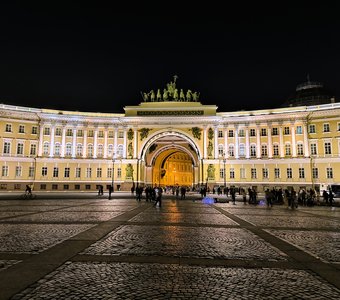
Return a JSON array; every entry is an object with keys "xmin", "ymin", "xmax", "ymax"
[{"xmin": 0, "ymin": 79, "xmax": 339, "ymax": 193}]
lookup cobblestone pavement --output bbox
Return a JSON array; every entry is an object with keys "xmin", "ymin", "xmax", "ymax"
[{"xmin": 0, "ymin": 194, "xmax": 339, "ymax": 299}]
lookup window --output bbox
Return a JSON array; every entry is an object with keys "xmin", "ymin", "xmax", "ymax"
[
  {"xmin": 87, "ymin": 144, "xmax": 93, "ymax": 157},
  {"xmin": 273, "ymin": 144, "xmax": 279, "ymax": 156},
  {"xmin": 43, "ymin": 142, "xmax": 49, "ymax": 155},
  {"xmin": 261, "ymin": 128, "xmax": 267, "ymax": 136},
  {"xmin": 117, "ymin": 167, "xmax": 122, "ymax": 178},
  {"xmin": 97, "ymin": 144, "xmax": 103, "ymax": 157},
  {"xmin": 2, "ymin": 166, "xmax": 8, "ymax": 177},
  {"xmin": 55, "ymin": 128, "xmax": 62, "ymax": 136},
  {"xmin": 299, "ymin": 168, "xmax": 305, "ymax": 179},
  {"xmin": 310, "ymin": 143, "xmax": 317, "ymax": 155},
  {"xmin": 309, "ymin": 124, "xmax": 316, "ymax": 134},
  {"xmin": 228, "ymin": 145, "xmax": 234, "ymax": 157},
  {"xmin": 97, "ymin": 168, "xmax": 102, "ymax": 178},
  {"xmin": 228, "ymin": 130, "xmax": 234, "ymax": 137},
  {"xmin": 287, "ymin": 168, "xmax": 292, "ymax": 179},
  {"xmin": 285, "ymin": 144, "xmax": 291, "ymax": 156},
  {"xmin": 296, "ymin": 126, "xmax": 302, "ymax": 134},
  {"xmin": 274, "ymin": 168, "xmax": 280, "ymax": 179},
  {"xmin": 324, "ymin": 142, "xmax": 332, "ymax": 155},
  {"xmin": 14, "ymin": 184, "xmax": 21, "ymax": 190},
  {"xmin": 86, "ymin": 168, "xmax": 92, "ymax": 178},
  {"xmin": 219, "ymin": 168, "xmax": 224, "ymax": 179},
  {"xmin": 53, "ymin": 167, "xmax": 59, "ymax": 177},
  {"xmin": 229, "ymin": 168, "xmax": 235, "ymax": 179},
  {"xmin": 284, "ymin": 127, "xmax": 290, "ymax": 135},
  {"xmin": 77, "ymin": 144, "xmax": 83, "ymax": 156},
  {"xmin": 17, "ymin": 142, "xmax": 24, "ymax": 155},
  {"xmin": 261, "ymin": 144, "xmax": 267, "ymax": 156},
  {"xmin": 323, "ymin": 123, "xmax": 330, "ymax": 132},
  {"xmin": 0, "ymin": 184, "xmax": 7, "ymax": 190},
  {"xmin": 52, "ymin": 184, "xmax": 58, "ymax": 190},
  {"xmin": 42, "ymin": 167, "xmax": 48, "ymax": 176},
  {"xmin": 19, "ymin": 125, "xmax": 25, "ymax": 133},
  {"xmin": 239, "ymin": 144, "xmax": 245, "ymax": 156},
  {"xmin": 118, "ymin": 131, "xmax": 124, "ymax": 138},
  {"xmin": 85, "ymin": 184, "xmax": 91, "ymax": 190},
  {"xmin": 98, "ymin": 130, "xmax": 104, "ymax": 138},
  {"xmin": 29, "ymin": 167, "xmax": 34, "ymax": 177},
  {"xmin": 5, "ymin": 124, "xmax": 12, "ymax": 132},
  {"xmin": 240, "ymin": 168, "xmax": 246, "ymax": 179},
  {"xmin": 108, "ymin": 130, "xmax": 114, "ymax": 138},
  {"xmin": 262, "ymin": 168, "xmax": 268, "ymax": 179},
  {"xmin": 107, "ymin": 167, "xmax": 112, "ymax": 178},
  {"xmin": 117, "ymin": 144, "xmax": 123, "ymax": 157},
  {"xmin": 65, "ymin": 143, "xmax": 72, "ymax": 156},
  {"xmin": 30, "ymin": 144, "xmax": 37, "ymax": 156},
  {"xmin": 108, "ymin": 144, "xmax": 113, "ymax": 157},
  {"xmin": 76, "ymin": 167, "xmax": 81, "ymax": 178},
  {"xmin": 3, "ymin": 142, "xmax": 11, "ymax": 154},
  {"xmin": 64, "ymin": 167, "xmax": 70, "ymax": 178},
  {"xmin": 338, "ymin": 123, "xmax": 340, "ymax": 131},
  {"xmin": 250, "ymin": 145, "xmax": 256, "ymax": 157},
  {"xmin": 75, "ymin": 184, "xmax": 80, "ymax": 190},
  {"xmin": 218, "ymin": 130, "xmax": 223, "ymax": 138},
  {"xmin": 297, "ymin": 143, "xmax": 304, "ymax": 156},
  {"xmin": 31, "ymin": 126, "xmax": 38, "ymax": 134},
  {"xmin": 66, "ymin": 129, "xmax": 73, "ymax": 136},
  {"xmin": 88, "ymin": 130, "xmax": 94, "ymax": 137},
  {"xmin": 272, "ymin": 127, "xmax": 278, "ymax": 135},
  {"xmin": 40, "ymin": 184, "xmax": 46, "ymax": 190},
  {"xmin": 238, "ymin": 129, "xmax": 245, "ymax": 137},
  {"xmin": 63, "ymin": 184, "xmax": 69, "ymax": 190},
  {"xmin": 312, "ymin": 168, "xmax": 318, "ymax": 179},
  {"xmin": 44, "ymin": 127, "xmax": 50, "ymax": 135},
  {"xmin": 77, "ymin": 129, "xmax": 83, "ymax": 137},
  {"xmin": 251, "ymin": 168, "xmax": 257, "ymax": 179},
  {"xmin": 218, "ymin": 144, "xmax": 224, "ymax": 156},
  {"xmin": 55, "ymin": 143, "xmax": 61, "ymax": 155},
  {"xmin": 250, "ymin": 129, "xmax": 256, "ymax": 136},
  {"xmin": 327, "ymin": 167, "xmax": 333, "ymax": 179}
]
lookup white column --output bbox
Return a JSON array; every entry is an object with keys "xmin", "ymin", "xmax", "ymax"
[
  {"xmin": 114, "ymin": 128, "xmax": 118, "ymax": 154},
  {"xmin": 291, "ymin": 126, "xmax": 296, "ymax": 157},
  {"xmin": 49, "ymin": 125, "xmax": 55, "ymax": 157},
  {"xmin": 93, "ymin": 127, "xmax": 98, "ymax": 158},
  {"xmin": 235, "ymin": 126, "xmax": 239, "ymax": 159},
  {"xmin": 303, "ymin": 124, "xmax": 309, "ymax": 157},
  {"xmin": 38, "ymin": 124, "xmax": 44, "ymax": 156},
  {"xmin": 134, "ymin": 128, "xmax": 138, "ymax": 158},
  {"xmin": 268, "ymin": 125, "xmax": 272, "ymax": 158},
  {"xmin": 256, "ymin": 127, "xmax": 261, "ymax": 158},
  {"xmin": 245, "ymin": 127, "xmax": 250, "ymax": 159},
  {"xmin": 279, "ymin": 125, "xmax": 284, "ymax": 158},
  {"xmin": 104, "ymin": 128, "xmax": 108, "ymax": 158},
  {"xmin": 224, "ymin": 128, "xmax": 228, "ymax": 158},
  {"xmin": 61, "ymin": 127, "xmax": 66, "ymax": 157},
  {"xmin": 203, "ymin": 127, "xmax": 207, "ymax": 158},
  {"xmin": 214, "ymin": 126, "xmax": 218, "ymax": 159},
  {"xmin": 123, "ymin": 127, "xmax": 127, "ymax": 158},
  {"xmin": 72, "ymin": 127, "xmax": 77, "ymax": 158},
  {"xmin": 82, "ymin": 129, "xmax": 87, "ymax": 158}
]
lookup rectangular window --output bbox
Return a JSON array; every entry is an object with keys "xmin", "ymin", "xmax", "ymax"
[
  {"xmin": 218, "ymin": 130, "xmax": 223, "ymax": 138},
  {"xmin": 108, "ymin": 131, "xmax": 114, "ymax": 138},
  {"xmin": 251, "ymin": 168, "xmax": 257, "ymax": 179},
  {"xmin": 40, "ymin": 184, "xmax": 46, "ymax": 190},
  {"xmin": 3, "ymin": 142, "xmax": 11, "ymax": 154},
  {"xmin": 5, "ymin": 124, "xmax": 12, "ymax": 132},
  {"xmin": 86, "ymin": 168, "xmax": 92, "ymax": 178},
  {"xmin": 88, "ymin": 130, "xmax": 94, "ymax": 137},
  {"xmin": 2, "ymin": 166, "xmax": 9, "ymax": 177},
  {"xmin": 118, "ymin": 131, "xmax": 124, "ymax": 138},
  {"xmin": 274, "ymin": 168, "xmax": 280, "ymax": 179},
  {"xmin": 261, "ymin": 145, "xmax": 267, "ymax": 156},
  {"xmin": 30, "ymin": 144, "xmax": 37, "ymax": 156},
  {"xmin": 75, "ymin": 184, "xmax": 80, "ymax": 190},
  {"xmin": 44, "ymin": 127, "xmax": 50, "ymax": 135},
  {"xmin": 63, "ymin": 184, "xmax": 69, "ymax": 190},
  {"xmin": 238, "ymin": 129, "xmax": 245, "ymax": 137},
  {"xmin": 323, "ymin": 123, "xmax": 330, "ymax": 132},
  {"xmin": 338, "ymin": 123, "xmax": 340, "ymax": 131},
  {"xmin": 327, "ymin": 167, "xmax": 333, "ymax": 179},
  {"xmin": 219, "ymin": 168, "xmax": 224, "ymax": 179},
  {"xmin": 98, "ymin": 130, "xmax": 104, "ymax": 138},
  {"xmin": 85, "ymin": 184, "xmax": 91, "ymax": 190},
  {"xmin": 97, "ymin": 167, "xmax": 102, "ymax": 178},
  {"xmin": 228, "ymin": 130, "xmax": 234, "ymax": 137},
  {"xmin": 287, "ymin": 168, "xmax": 292, "ymax": 179},
  {"xmin": 75, "ymin": 167, "xmax": 81, "ymax": 178},
  {"xmin": 240, "ymin": 168, "xmax": 246, "ymax": 179},
  {"xmin": 250, "ymin": 129, "xmax": 256, "ymax": 137},
  {"xmin": 107, "ymin": 167, "xmax": 112, "ymax": 178},
  {"xmin": 229, "ymin": 168, "xmax": 235, "ymax": 179},
  {"xmin": 273, "ymin": 144, "xmax": 279, "ymax": 156},
  {"xmin": 29, "ymin": 167, "xmax": 35, "ymax": 177},
  {"xmin": 19, "ymin": 125, "xmax": 25, "ymax": 133},
  {"xmin": 250, "ymin": 145, "xmax": 256, "ymax": 157},
  {"xmin": 117, "ymin": 167, "xmax": 122, "ymax": 178},
  {"xmin": 55, "ymin": 128, "xmax": 62, "ymax": 136},
  {"xmin": 0, "ymin": 184, "xmax": 7, "ymax": 190},
  {"xmin": 309, "ymin": 124, "xmax": 316, "ymax": 134},
  {"xmin": 52, "ymin": 184, "xmax": 58, "ymax": 190},
  {"xmin": 296, "ymin": 126, "xmax": 302, "ymax": 134},
  {"xmin": 42, "ymin": 167, "xmax": 47, "ymax": 176},
  {"xmin": 299, "ymin": 168, "xmax": 305, "ymax": 179},
  {"xmin": 261, "ymin": 128, "xmax": 267, "ymax": 136},
  {"xmin": 64, "ymin": 167, "xmax": 70, "ymax": 177},
  {"xmin": 324, "ymin": 142, "xmax": 332, "ymax": 155},
  {"xmin": 262, "ymin": 168, "xmax": 268, "ymax": 179},
  {"xmin": 284, "ymin": 127, "xmax": 290, "ymax": 135},
  {"xmin": 272, "ymin": 128, "xmax": 278, "ymax": 135},
  {"xmin": 53, "ymin": 167, "xmax": 59, "ymax": 177},
  {"xmin": 14, "ymin": 184, "xmax": 21, "ymax": 190},
  {"xmin": 297, "ymin": 144, "xmax": 304, "ymax": 156},
  {"xmin": 310, "ymin": 143, "xmax": 317, "ymax": 155},
  {"xmin": 31, "ymin": 126, "xmax": 38, "ymax": 134},
  {"xmin": 66, "ymin": 129, "xmax": 73, "ymax": 136},
  {"xmin": 17, "ymin": 143, "xmax": 24, "ymax": 155},
  {"xmin": 312, "ymin": 167, "xmax": 318, "ymax": 179},
  {"xmin": 77, "ymin": 129, "xmax": 83, "ymax": 137}
]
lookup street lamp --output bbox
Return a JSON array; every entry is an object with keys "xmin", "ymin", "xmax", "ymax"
[
  {"xmin": 111, "ymin": 156, "xmax": 115, "ymax": 193},
  {"xmin": 223, "ymin": 155, "xmax": 227, "ymax": 188}
]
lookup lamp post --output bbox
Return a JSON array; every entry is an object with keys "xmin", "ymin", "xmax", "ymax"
[
  {"xmin": 111, "ymin": 156, "xmax": 116, "ymax": 193},
  {"xmin": 223, "ymin": 155, "xmax": 227, "ymax": 188}
]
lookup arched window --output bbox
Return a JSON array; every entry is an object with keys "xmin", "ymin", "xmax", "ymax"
[
  {"xmin": 228, "ymin": 145, "xmax": 234, "ymax": 157},
  {"xmin": 43, "ymin": 142, "xmax": 49, "ymax": 155},
  {"xmin": 239, "ymin": 144, "xmax": 245, "ymax": 157},
  {"xmin": 261, "ymin": 144, "xmax": 267, "ymax": 156},
  {"xmin": 66, "ymin": 143, "xmax": 72, "ymax": 156},
  {"xmin": 250, "ymin": 144, "xmax": 256, "ymax": 157},
  {"xmin": 117, "ymin": 144, "xmax": 123, "ymax": 157},
  {"xmin": 54, "ymin": 143, "xmax": 61, "ymax": 155},
  {"xmin": 108, "ymin": 144, "xmax": 113, "ymax": 157},
  {"xmin": 77, "ymin": 144, "xmax": 83, "ymax": 156},
  {"xmin": 97, "ymin": 144, "xmax": 103, "ymax": 157},
  {"xmin": 218, "ymin": 144, "xmax": 224, "ymax": 156},
  {"xmin": 87, "ymin": 144, "xmax": 93, "ymax": 157}
]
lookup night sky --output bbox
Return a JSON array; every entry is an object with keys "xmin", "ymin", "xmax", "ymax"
[{"xmin": 0, "ymin": 3, "xmax": 339, "ymax": 113}]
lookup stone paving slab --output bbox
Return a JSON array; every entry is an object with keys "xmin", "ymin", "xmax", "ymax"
[
  {"xmin": 266, "ymin": 229, "xmax": 340, "ymax": 263},
  {"xmin": 0, "ymin": 212, "xmax": 31, "ymax": 220},
  {"xmin": 129, "ymin": 212, "xmax": 239, "ymax": 225},
  {"xmin": 0, "ymin": 224, "xmax": 95, "ymax": 253},
  {"xmin": 219, "ymin": 206, "xmax": 308, "ymax": 216},
  {"xmin": 12, "ymin": 262, "xmax": 340, "ymax": 300},
  {"xmin": 59, "ymin": 205, "xmax": 138, "ymax": 212},
  {"xmin": 81, "ymin": 225, "xmax": 287, "ymax": 261},
  {"xmin": 0, "ymin": 260, "xmax": 21, "ymax": 273},
  {"xmin": 299, "ymin": 207, "xmax": 340, "ymax": 218},
  {"xmin": 4, "ymin": 211, "xmax": 123, "ymax": 223},
  {"xmin": 0, "ymin": 205, "xmax": 69, "ymax": 212},
  {"xmin": 234, "ymin": 215, "xmax": 340, "ymax": 229}
]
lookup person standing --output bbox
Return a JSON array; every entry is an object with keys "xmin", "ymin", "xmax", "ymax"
[{"xmin": 153, "ymin": 186, "xmax": 163, "ymax": 207}]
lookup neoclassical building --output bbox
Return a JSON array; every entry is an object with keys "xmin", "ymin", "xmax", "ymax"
[{"xmin": 0, "ymin": 79, "xmax": 339, "ymax": 193}]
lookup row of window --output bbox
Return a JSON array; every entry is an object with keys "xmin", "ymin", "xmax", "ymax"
[
  {"xmin": 219, "ymin": 167, "xmax": 334, "ymax": 179},
  {"xmin": 0, "ymin": 183, "xmax": 102, "ymax": 190}
]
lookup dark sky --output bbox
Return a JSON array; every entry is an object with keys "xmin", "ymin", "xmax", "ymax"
[{"xmin": 0, "ymin": 2, "xmax": 339, "ymax": 113}]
